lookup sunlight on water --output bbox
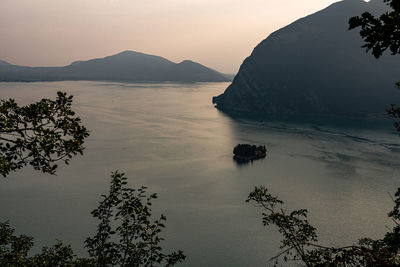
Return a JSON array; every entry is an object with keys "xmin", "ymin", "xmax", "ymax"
[{"xmin": 0, "ymin": 81, "xmax": 399, "ymax": 266}]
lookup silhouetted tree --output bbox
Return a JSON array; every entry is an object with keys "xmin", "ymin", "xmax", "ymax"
[
  {"xmin": 0, "ymin": 171, "xmax": 185, "ymax": 266},
  {"xmin": 85, "ymin": 171, "xmax": 185, "ymax": 267},
  {"xmin": 349, "ymin": 0, "xmax": 400, "ymax": 58},
  {"xmin": 0, "ymin": 92, "xmax": 89, "ymax": 177},
  {"xmin": 0, "ymin": 93, "xmax": 184, "ymax": 266},
  {"xmin": 349, "ymin": 0, "xmax": 400, "ymax": 130},
  {"xmin": 249, "ymin": 3, "xmax": 400, "ymax": 266},
  {"xmin": 247, "ymin": 186, "xmax": 400, "ymax": 266}
]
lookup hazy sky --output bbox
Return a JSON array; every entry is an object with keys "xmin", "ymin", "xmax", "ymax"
[{"xmin": 0, "ymin": 0, "xmax": 341, "ymax": 73}]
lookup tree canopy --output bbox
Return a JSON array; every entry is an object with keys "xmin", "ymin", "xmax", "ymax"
[
  {"xmin": 247, "ymin": 2, "xmax": 400, "ymax": 266},
  {"xmin": 349, "ymin": 0, "xmax": 400, "ymax": 59},
  {"xmin": 0, "ymin": 172, "xmax": 185, "ymax": 266},
  {"xmin": 247, "ymin": 186, "xmax": 400, "ymax": 266},
  {"xmin": 85, "ymin": 171, "xmax": 185, "ymax": 266},
  {"xmin": 0, "ymin": 92, "xmax": 89, "ymax": 177},
  {"xmin": 0, "ymin": 93, "xmax": 185, "ymax": 266},
  {"xmin": 349, "ymin": 0, "xmax": 400, "ymax": 130}
]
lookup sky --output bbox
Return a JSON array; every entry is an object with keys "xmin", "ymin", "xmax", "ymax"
[{"xmin": 0, "ymin": 0, "xmax": 341, "ymax": 74}]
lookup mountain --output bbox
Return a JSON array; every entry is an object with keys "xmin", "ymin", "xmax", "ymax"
[
  {"xmin": 0, "ymin": 60, "xmax": 11, "ymax": 66},
  {"xmin": 213, "ymin": 0, "xmax": 400, "ymax": 119},
  {"xmin": 0, "ymin": 51, "xmax": 229, "ymax": 82}
]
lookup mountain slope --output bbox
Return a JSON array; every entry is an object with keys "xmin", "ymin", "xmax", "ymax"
[
  {"xmin": 213, "ymin": 0, "xmax": 399, "ymax": 118},
  {"xmin": 0, "ymin": 51, "xmax": 229, "ymax": 82},
  {"xmin": 0, "ymin": 60, "xmax": 11, "ymax": 66}
]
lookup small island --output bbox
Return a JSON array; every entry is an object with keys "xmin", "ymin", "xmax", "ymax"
[{"xmin": 233, "ymin": 144, "xmax": 267, "ymax": 162}]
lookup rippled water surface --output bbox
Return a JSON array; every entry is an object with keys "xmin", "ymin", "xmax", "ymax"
[{"xmin": 1, "ymin": 81, "xmax": 400, "ymax": 266}]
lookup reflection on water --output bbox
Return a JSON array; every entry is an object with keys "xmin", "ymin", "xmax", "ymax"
[
  {"xmin": 233, "ymin": 157, "xmax": 267, "ymax": 167},
  {"xmin": 0, "ymin": 81, "xmax": 399, "ymax": 266}
]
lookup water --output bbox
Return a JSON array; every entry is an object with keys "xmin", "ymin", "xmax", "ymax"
[{"xmin": 0, "ymin": 81, "xmax": 399, "ymax": 266}]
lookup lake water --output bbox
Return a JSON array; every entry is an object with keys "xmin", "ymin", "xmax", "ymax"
[{"xmin": 1, "ymin": 81, "xmax": 400, "ymax": 266}]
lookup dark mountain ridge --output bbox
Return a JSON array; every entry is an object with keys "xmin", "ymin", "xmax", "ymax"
[
  {"xmin": 0, "ymin": 60, "xmax": 11, "ymax": 66},
  {"xmin": 0, "ymin": 51, "xmax": 229, "ymax": 83},
  {"xmin": 213, "ymin": 0, "xmax": 399, "ymax": 119}
]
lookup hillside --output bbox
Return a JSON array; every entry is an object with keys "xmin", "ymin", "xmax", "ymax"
[
  {"xmin": 0, "ymin": 51, "xmax": 229, "ymax": 83},
  {"xmin": 213, "ymin": 0, "xmax": 399, "ymax": 119}
]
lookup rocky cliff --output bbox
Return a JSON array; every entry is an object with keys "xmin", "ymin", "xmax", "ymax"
[{"xmin": 213, "ymin": 0, "xmax": 399, "ymax": 119}]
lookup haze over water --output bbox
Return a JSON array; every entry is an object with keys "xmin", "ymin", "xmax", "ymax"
[{"xmin": 0, "ymin": 81, "xmax": 399, "ymax": 266}]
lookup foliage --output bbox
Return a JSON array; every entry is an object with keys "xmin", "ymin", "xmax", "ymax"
[
  {"xmin": 0, "ymin": 221, "xmax": 91, "ymax": 266},
  {"xmin": 0, "ymin": 221, "xmax": 34, "ymax": 266},
  {"xmin": 0, "ymin": 172, "xmax": 185, "ymax": 266},
  {"xmin": 247, "ymin": 5, "xmax": 400, "ymax": 265},
  {"xmin": 349, "ymin": 0, "xmax": 400, "ymax": 130},
  {"xmin": 348, "ymin": 0, "xmax": 400, "ymax": 59},
  {"xmin": 85, "ymin": 171, "xmax": 185, "ymax": 267},
  {"xmin": 247, "ymin": 186, "xmax": 400, "ymax": 266},
  {"xmin": 233, "ymin": 144, "xmax": 266, "ymax": 158},
  {"xmin": 0, "ymin": 92, "xmax": 89, "ymax": 177}
]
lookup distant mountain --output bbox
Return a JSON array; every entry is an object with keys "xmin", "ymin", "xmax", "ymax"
[
  {"xmin": 213, "ymin": 0, "xmax": 400, "ymax": 119},
  {"xmin": 0, "ymin": 60, "xmax": 11, "ymax": 66},
  {"xmin": 0, "ymin": 51, "xmax": 229, "ymax": 82}
]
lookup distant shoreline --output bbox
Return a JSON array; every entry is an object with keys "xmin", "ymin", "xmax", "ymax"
[
  {"xmin": 0, "ymin": 79, "xmax": 232, "ymax": 84},
  {"xmin": 0, "ymin": 50, "xmax": 234, "ymax": 83}
]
